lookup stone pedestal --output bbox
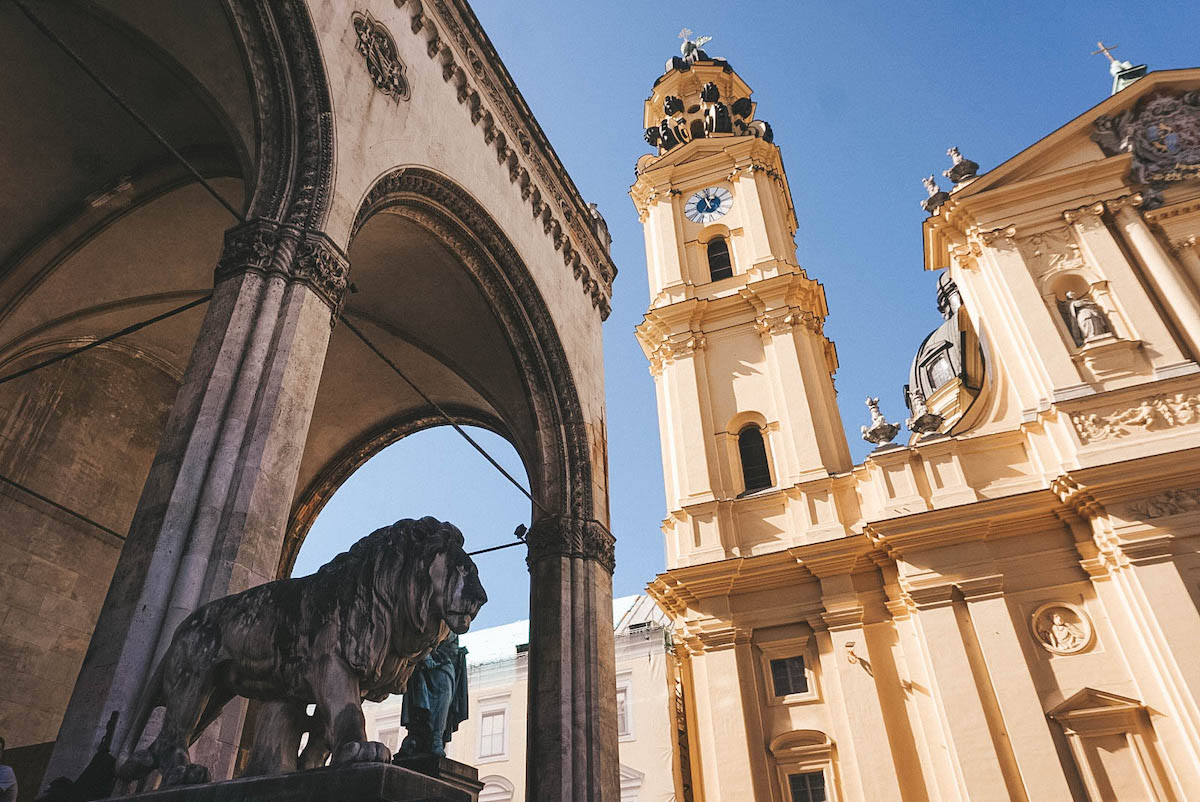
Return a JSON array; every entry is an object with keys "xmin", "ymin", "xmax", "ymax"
[
  {"xmin": 99, "ymin": 763, "xmax": 478, "ymax": 802},
  {"xmin": 392, "ymin": 756, "xmax": 482, "ymax": 796}
]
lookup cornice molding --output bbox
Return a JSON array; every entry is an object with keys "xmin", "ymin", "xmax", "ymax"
[{"xmin": 395, "ymin": 0, "xmax": 616, "ymax": 316}]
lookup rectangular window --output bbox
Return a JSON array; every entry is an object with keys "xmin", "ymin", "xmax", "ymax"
[
  {"xmin": 377, "ymin": 726, "xmax": 401, "ymax": 754},
  {"xmin": 616, "ymin": 686, "xmax": 631, "ymax": 737},
  {"xmin": 788, "ymin": 770, "xmax": 827, "ymax": 802},
  {"xmin": 479, "ymin": 709, "xmax": 506, "ymax": 759},
  {"xmin": 770, "ymin": 656, "xmax": 808, "ymax": 698}
]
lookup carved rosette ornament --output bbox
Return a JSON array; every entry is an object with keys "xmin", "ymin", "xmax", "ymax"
[
  {"xmin": 525, "ymin": 516, "xmax": 616, "ymax": 574},
  {"xmin": 1092, "ymin": 90, "xmax": 1200, "ymax": 208},
  {"xmin": 214, "ymin": 219, "xmax": 350, "ymax": 314},
  {"xmin": 1031, "ymin": 603, "xmax": 1094, "ymax": 656},
  {"xmin": 352, "ymin": 11, "xmax": 410, "ymax": 101}
]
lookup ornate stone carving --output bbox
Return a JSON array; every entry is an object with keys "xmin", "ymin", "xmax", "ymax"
[
  {"xmin": 1031, "ymin": 603, "xmax": 1093, "ymax": 656},
  {"xmin": 1127, "ymin": 487, "xmax": 1200, "ymax": 519},
  {"xmin": 905, "ymin": 387, "xmax": 944, "ymax": 434},
  {"xmin": 348, "ymin": 168, "xmax": 596, "ymax": 519},
  {"xmin": 352, "ymin": 11, "xmax": 410, "ymax": 101},
  {"xmin": 391, "ymin": 0, "xmax": 615, "ymax": 314},
  {"xmin": 861, "ymin": 396, "xmax": 900, "ymax": 445},
  {"xmin": 1092, "ymin": 90, "xmax": 1200, "ymax": 208},
  {"xmin": 293, "ymin": 230, "xmax": 352, "ymax": 312},
  {"xmin": 1059, "ymin": 291, "xmax": 1113, "ymax": 345},
  {"xmin": 921, "ymin": 175, "xmax": 950, "ymax": 214},
  {"xmin": 213, "ymin": 220, "xmax": 349, "ymax": 314},
  {"xmin": 678, "ymin": 28, "xmax": 712, "ymax": 64},
  {"xmin": 525, "ymin": 516, "xmax": 615, "ymax": 574},
  {"xmin": 943, "ymin": 147, "xmax": 979, "ymax": 184},
  {"xmin": 1072, "ymin": 391, "xmax": 1200, "ymax": 443},
  {"xmin": 755, "ymin": 308, "xmax": 822, "ymax": 337},
  {"xmin": 977, "ymin": 224, "xmax": 1017, "ymax": 245},
  {"xmin": 116, "ymin": 518, "xmax": 487, "ymax": 786},
  {"xmin": 1015, "ymin": 226, "xmax": 1084, "ymax": 280}
]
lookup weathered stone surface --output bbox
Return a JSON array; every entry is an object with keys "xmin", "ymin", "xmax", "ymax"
[
  {"xmin": 101, "ymin": 763, "xmax": 477, "ymax": 802},
  {"xmin": 119, "ymin": 518, "xmax": 486, "ymax": 787}
]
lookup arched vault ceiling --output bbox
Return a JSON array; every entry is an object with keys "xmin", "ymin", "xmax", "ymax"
[
  {"xmin": 0, "ymin": 1, "xmax": 249, "ymax": 269},
  {"xmin": 296, "ymin": 211, "xmax": 535, "ymax": 509}
]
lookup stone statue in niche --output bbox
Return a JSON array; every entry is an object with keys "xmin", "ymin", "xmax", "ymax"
[
  {"xmin": 1059, "ymin": 290, "xmax": 1113, "ymax": 345},
  {"xmin": 1032, "ymin": 604, "xmax": 1092, "ymax": 655},
  {"xmin": 861, "ymin": 396, "xmax": 900, "ymax": 445},
  {"xmin": 114, "ymin": 517, "xmax": 487, "ymax": 789},
  {"xmin": 399, "ymin": 633, "xmax": 469, "ymax": 759}
]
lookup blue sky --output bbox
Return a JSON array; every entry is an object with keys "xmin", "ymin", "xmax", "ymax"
[{"xmin": 294, "ymin": 1, "xmax": 1197, "ymax": 629}]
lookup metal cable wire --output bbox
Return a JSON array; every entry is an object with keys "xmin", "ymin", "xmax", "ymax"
[
  {"xmin": 10, "ymin": 0, "xmax": 245, "ymax": 223},
  {"xmin": 0, "ymin": 294, "xmax": 213, "ymax": 386},
  {"xmin": 338, "ymin": 312, "xmax": 548, "ymax": 516}
]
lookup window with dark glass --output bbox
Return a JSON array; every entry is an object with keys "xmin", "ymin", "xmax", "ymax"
[
  {"xmin": 737, "ymin": 425, "xmax": 771, "ymax": 492},
  {"xmin": 707, "ymin": 237, "xmax": 733, "ymax": 281},
  {"xmin": 788, "ymin": 770, "xmax": 827, "ymax": 802},
  {"xmin": 770, "ymin": 655, "xmax": 808, "ymax": 697}
]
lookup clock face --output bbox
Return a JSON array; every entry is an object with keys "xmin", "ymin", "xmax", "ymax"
[{"xmin": 684, "ymin": 186, "xmax": 733, "ymax": 224}]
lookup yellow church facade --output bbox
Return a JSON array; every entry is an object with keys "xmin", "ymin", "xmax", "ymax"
[{"xmin": 633, "ymin": 43, "xmax": 1200, "ymax": 802}]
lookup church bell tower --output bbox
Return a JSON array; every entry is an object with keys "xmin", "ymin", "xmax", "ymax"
[{"xmin": 633, "ymin": 37, "xmax": 852, "ymax": 568}]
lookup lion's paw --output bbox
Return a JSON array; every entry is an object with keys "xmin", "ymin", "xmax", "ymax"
[
  {"xmin": 332, "ymin": 741, "xmax": 392, "ymax": 765},
  {"xmin": 163, "ymin": 763, "xmax": 210, "ymax": 787}
]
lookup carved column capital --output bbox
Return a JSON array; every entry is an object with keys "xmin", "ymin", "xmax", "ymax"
[
  {"xmin": 1105, "ymin": 193, "xmax": 1144, "ymax": 215},
  {"xmin": 1172, "ymin": 234, "xmax": 1198, "ymax": 253},
  {"xmin": 292, "ymin": 229, "xmax": 351, "ymax": 313},
  {"xmin": 1062, "ymin": 202, "xmax": 1106, "ymax": 225},
  {"xmin": 977, "ymin": 224, "xmax": 1017, "ymax": 245},
  {"xmin": 526, "ymin": 515, "xmax": 615, "ymax": 574},
  {"xmin": 214, "ymin": 219, "xmax": 350, "ymax": 314}
]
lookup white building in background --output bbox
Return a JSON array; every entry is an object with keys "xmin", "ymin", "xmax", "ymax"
[{"xmin": 365, "ymin": 595, "xmax": 677, "ymax": 801}]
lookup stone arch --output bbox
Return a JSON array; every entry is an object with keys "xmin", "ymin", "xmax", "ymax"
[{"xmin": 341, "ymin": 166, "xmax": 595, "ymax": 526}]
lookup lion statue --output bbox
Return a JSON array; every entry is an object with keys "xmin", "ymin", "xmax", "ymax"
[{"xmin": 116, "ymin": 516, "xmax": 487, "ymax": 788}]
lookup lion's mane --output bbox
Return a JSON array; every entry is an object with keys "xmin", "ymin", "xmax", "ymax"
[{"xmin": 309, "ymin": 516, "xmax": 466, "ymax": 690}]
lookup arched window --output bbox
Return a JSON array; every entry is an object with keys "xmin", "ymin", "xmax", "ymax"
[
  {"xmin": 738, "ymin": 425, "xmax": 771, "ymax": 493},
  {"xmin": 707, "ymin": 237, "xmax": 733, "ymax": 281}
]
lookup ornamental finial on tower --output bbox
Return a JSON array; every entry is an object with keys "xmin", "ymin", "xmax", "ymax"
[
  {"xmin": 1091, "ymin": 40, "xmax": 1146, "ymax": 95},
  {"xmin": 679, "ymin": 28, "xmax": 712, "ymax": 63}
]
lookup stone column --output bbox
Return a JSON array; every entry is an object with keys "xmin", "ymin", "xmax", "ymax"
[
  {"xmin": 1172, "ymin": 235, "xmax": 1200, "ymax": 294},
  {"xmin": 1109, "ymin": 194, "xmax": 1200, "ymax": 358},
  {"xmin": 46, "ymin": 219, "xmax": 348, "ymax": 781},
  {"xmin": 909, "ymin": 585, "xmax": 1024, "ymax": 801},
  {"xmin": 677, "ymin": 627, "xmax": 763, "ymax": 800},
  {"xmin": 957, "ymin": 577, "xmax": 1074, "ymax": 799},
  {"xmin": 525, "ymin": 516, "xmax": 620, "ymax": 802}
]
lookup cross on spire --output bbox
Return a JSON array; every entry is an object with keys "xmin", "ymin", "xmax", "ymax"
[{"xmin": 1091, "ymin": 41, "xmax": 1119, "ymax": 64}]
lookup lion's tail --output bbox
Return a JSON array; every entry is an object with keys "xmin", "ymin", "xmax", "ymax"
[{"xmin": 114, "ymin": 656, "xmax": 166, "ymax": 783}]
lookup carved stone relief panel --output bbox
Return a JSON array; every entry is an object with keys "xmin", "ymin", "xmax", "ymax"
[
  {"xmin": 1072, "ymin": 390, "xmax": 1200, "ymax": 443},
  {"xmin": 1016, "ymin": 226, "xmax": 1085, "ymax": 282},
  {"xmin": 1127, "ymin": 487, "xmax": 1200, "ymax": 519},
  {"xmin": 1031, "ymin": 602, "xmax": 1094, "ymax": 656}
]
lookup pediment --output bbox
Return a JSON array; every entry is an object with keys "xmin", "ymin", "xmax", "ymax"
[
  {"xmin": 956, "ymin": 68, "xmax": 1200, "ymax": 199},
  {"xmin": 1047, "ymin": 687, "xmax": 1143, "ymax": 718}
]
